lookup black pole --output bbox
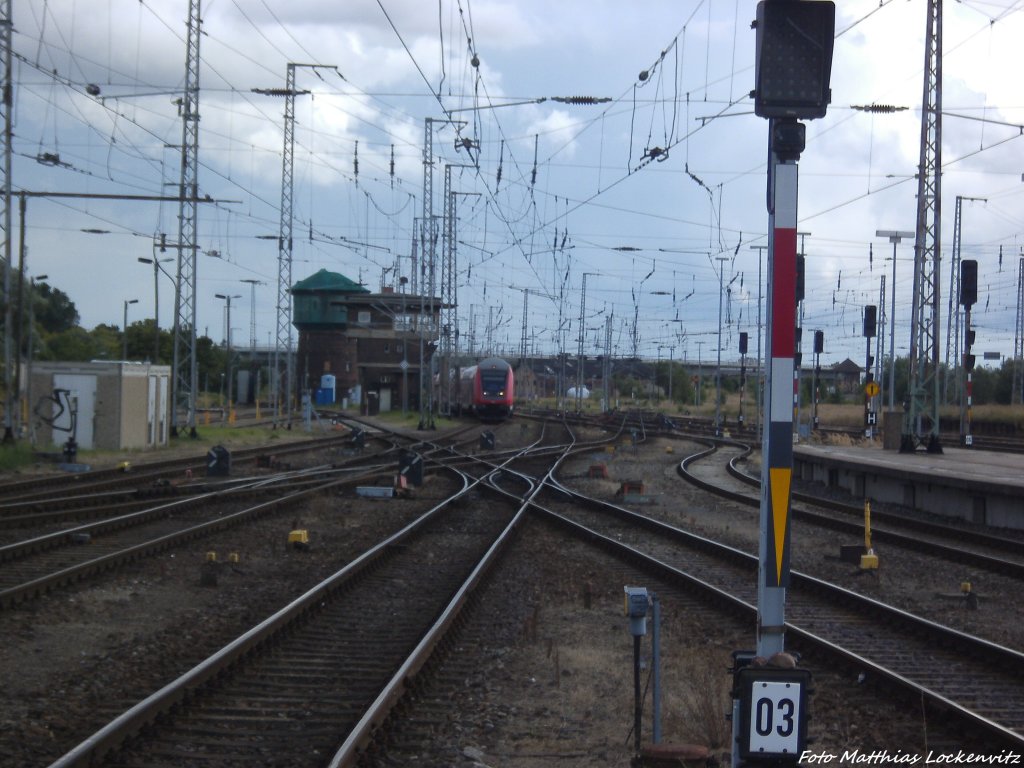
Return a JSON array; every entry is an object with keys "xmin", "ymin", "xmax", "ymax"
[{"xmin": 633, "ymin": 635, "xmax": 642, "ymax": 756}]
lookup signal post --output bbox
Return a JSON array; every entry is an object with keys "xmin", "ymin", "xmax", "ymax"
[{"xmin": 734, "ymin": 3, "xmax": 835, "ymax": 765}]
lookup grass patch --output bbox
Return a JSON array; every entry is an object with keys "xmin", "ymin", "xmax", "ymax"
[{"xmin": 0, "ymin": 440, "xmax": 39, "ymax": 473}]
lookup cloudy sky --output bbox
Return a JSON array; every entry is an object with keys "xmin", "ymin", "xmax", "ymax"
[{"xmin": 8, "ymin": 0, "xmax": 1024, "ymax": 368}]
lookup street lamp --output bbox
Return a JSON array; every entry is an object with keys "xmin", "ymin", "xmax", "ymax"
[
  {"xmin": 715, "ymin": 256, "xmax": 729, "ymax": 435},
  {"xmin": 876, "ymin": 230, "xmax": 914, "ymax": 411},
  {"xmin": 122, "ymin": 299, "xmax": 139, "ymax": 361},
  {"xmin": 657, "ymin": 345, "xmax": 663, "ymax": 402},
  {"xmin": 240, "ymin": 279, "xmax": 263, "ymax": 356},
  {"xmin": 240, "ymin": 279, "xmax": 264, "ymax": 413},
  {"xmin": 138, "ymin": 255, "xmax": 174, "ymax": 363},
  {"xmin": 215, "ymin": 293, "xmax": 242, "ymax": 418},
  {"xmin": 667, "ymin": 345, "xmax": 674, "ymax": 404},
  {"xmin": 695, "ymin": 340, "xmax": 705, "ymax": 407}
]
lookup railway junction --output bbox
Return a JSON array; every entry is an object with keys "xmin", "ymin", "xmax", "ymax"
[{"xmin": 0, "ymin": 413, "xmax": 1022, "ymax": 767}]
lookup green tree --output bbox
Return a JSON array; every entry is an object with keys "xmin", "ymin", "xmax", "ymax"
[
  {"xmin": 125, "ymin": 319, "xmax": 173, "ymax": 364},
  {"xmin": 33, "ymin": 283, "xmax": 79, "ymax": 334},
  {"xmin": 45, "ymin": 326, "xmax": 103, "ymax": 361}
]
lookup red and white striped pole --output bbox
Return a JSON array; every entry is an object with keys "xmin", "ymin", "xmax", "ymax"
[{"xmin": 758, "ymin": 152, "xmax": 798, "ymax": 657}]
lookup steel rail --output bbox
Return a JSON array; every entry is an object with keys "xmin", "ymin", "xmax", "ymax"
[
  {"xmin": 0, "ymin": 464, "xmax": 400, "ymax": 608},
  {"xmin": 541, "ymin": 459, "xmax": 1024, "ymax": 749},
  {"xmin": 679, "ymin": 437, "xmax": 1024, "ymax": 577},
  {"xmin": 528, "ymin": 499, "xmax": 1024, "ymax": 749},
  {"xmin": 46, "ymin": 464, "xmax": 474, "ymax": 768}
]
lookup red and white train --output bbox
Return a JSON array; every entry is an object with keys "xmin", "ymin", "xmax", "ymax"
[{"xmin": 459, "ymin": 357, "xmax": 515, "ymax": 421}]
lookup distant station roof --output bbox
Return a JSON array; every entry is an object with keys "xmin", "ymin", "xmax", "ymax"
[{"xmin": 291, "ymin": 269, "xmax": 369, "ymax": 294}]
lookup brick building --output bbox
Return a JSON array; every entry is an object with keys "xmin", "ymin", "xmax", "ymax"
[{"xmin": 292, "ymin": 269, "xmax": 441, "ymax": 413}]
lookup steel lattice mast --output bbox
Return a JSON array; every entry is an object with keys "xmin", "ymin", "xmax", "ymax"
[
  {"xmin": 1014, "ymin": 257, "xmax": 1024, "ymax": 405},
  {"xmin": 439, "ymin": 164, "xmax": 454, "ymax": 416},
  {"xmin": 1, "ymin": 0, "xmax": 14, "ymax": 442},
  {"xmin": 255, "ymin": 64, "xmax": 333, "ymax": 422},
  {"xmin": 419, "ymin": 118, "xmax": 436, "ymax": 429},
  {"xmin": 171, "ymin": 0, "xmax": 201, "ymax": 436},
  {"xmin": 274, "ymin": 64, "xmax": 302, "ymax": 422},
  {"xmin": 903, "ymin": 0, "xmax": 943, "ymax": 453}
]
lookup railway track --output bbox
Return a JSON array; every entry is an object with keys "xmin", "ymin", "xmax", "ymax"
[
  {"xmin": 535, "ymin": 456, "xmax": 1024, "ymax": 749},
  {"xmin": 680, "ymin": 438, "xmax": 1024, "ymax": 578},
  {"xmin": 0, "ymin": 421, "xmax": 497, "ymax": 609},
  {"xmin": 46, "ymin": 420, "xmax": 574, "ymax": 767},
  {"xmin": 14, "ymin": 414, "xmax": 1024, "ymax": 765},
  {"xmin": 0, "ymin": 432, "xmax": 365, "ymax": 505}
]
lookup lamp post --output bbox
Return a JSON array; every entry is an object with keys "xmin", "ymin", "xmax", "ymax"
[
  {"xmin": 216, "ymin": 293, "xmax": 241, "ymax": 418},
  {"xmin": 876, "ymin": 230, "xmax": 914, "ymax": 412},
  {"xmin": 26, "ymin": 274, "xmax": 48, "ymax": 439},
  {"xmin": 668, "ymin": 345, "xmax": 674, "ymax": 404},
  {"xmin": 240, "ymin": 279, "xmax": 263, "ymax": 356},
  {"xmin": 240, "ymin": 279, "xmax": 264, "ymax": 411},
  {"xmin": 750, "ymin": 245, "xmax": 767, "ymax": 441},
  {"xmin": 122, "ymin": 299, "xmax": 138, "ymax": 361},
  {"xmin": 695, "ymin": 340, "xmax": 705, "ymax": 407},
  {"xmin": 715, "ymin": 256, "xmax": 729, "ymax": 435},
  {"xmin": 138, "ymin": 255, "xmax": 174, "ymax": 363},
  {"xmin": 657, "ymin": 345, "xmax": 663, "ymax": 403}
]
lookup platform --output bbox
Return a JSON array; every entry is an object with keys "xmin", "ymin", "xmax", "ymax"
[{"xmin": 793, "ymin": 443, "xmax": 1024, "ymax": 530}]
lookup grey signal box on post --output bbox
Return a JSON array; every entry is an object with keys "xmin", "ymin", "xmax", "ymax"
[
  {"xmin": 754, "ymin": 1, "xmax": 836, "ymax": 120},
  {"xmin": 623, "ymin": 586, "xmax": 649, "ymax": 636}
]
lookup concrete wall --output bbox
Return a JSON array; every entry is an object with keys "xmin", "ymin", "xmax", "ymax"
[{"xmin": 794, "ymin": 450, "xmax": 1021, "ymax": 530}]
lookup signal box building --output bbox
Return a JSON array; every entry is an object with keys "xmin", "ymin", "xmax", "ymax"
[
  {"xmin": 292, "ymin": 269, "xmax": 441, "ymax": 413},
  {"xmin": 28, "ymin": 361, "xmax": 171, "ymax": 451}
]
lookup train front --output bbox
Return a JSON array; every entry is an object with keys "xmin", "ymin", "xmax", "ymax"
[{"xmin": 474, "ymin": 358, "xmax": 514, "ymax": 420}]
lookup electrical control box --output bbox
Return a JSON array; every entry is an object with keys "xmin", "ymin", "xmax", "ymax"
[{"xmin": 623, "ymin": 586, "xmax": 649, "ymax": 636}]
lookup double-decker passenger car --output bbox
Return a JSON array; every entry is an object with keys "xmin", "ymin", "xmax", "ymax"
[{"xmin": 459, "ymin": 357, "xmax": 514, "ymax": 421}]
